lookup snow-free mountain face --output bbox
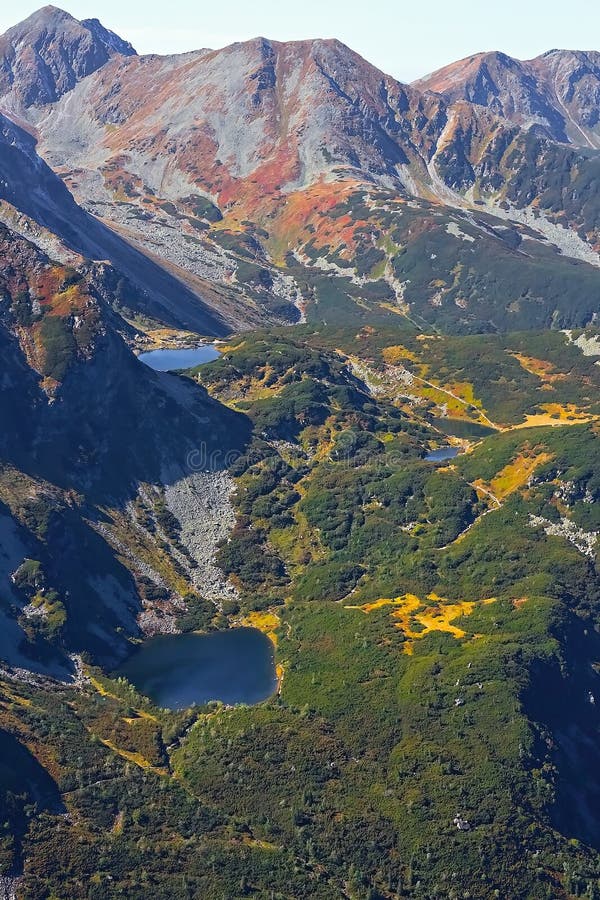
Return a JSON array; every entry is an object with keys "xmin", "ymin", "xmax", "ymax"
[
  {"xmin": 30, "ymin": 36, "xmax": 442, "ymax": 210},
  {"xmin": 417, "ymin": 48, "xmax": 600, "ymax": 149},
  {"xmin": 0, "ymin": 5, "xmax": 136, "ymax": 110},
  {"xmin": 1, "ymin": 8, "xmax": 600, "ymax": 333}
]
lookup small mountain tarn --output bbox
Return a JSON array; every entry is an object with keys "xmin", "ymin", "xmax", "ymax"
[
  {"xmin": 138, "ymin": 345, "xmax": 221, "ymax": 371},
  {"xmin": 114, "ymin": 628, "xmax": 277, "ymax": 709}
]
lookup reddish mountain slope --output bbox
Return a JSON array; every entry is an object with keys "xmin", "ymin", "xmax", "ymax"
[{"xmin": 1, "ymin": 8, "xmax": 600, "ymax": 332}]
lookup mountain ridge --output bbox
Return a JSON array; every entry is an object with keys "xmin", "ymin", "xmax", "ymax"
[
  {"xmin": 1, "ymin": 7, "xmax": 600, "ymax": 333},
  {"xmin": 416, "ymin": 47, "xmax": 600, "ymax": 149}
]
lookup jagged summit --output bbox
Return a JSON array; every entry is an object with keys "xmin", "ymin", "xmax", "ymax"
[
  {"xmin": 0, "ymin": 5, "xmax": 136, "ymax": 109},
  {"xmin": 415, "ymin": 47, "xmax": 600, "ymax": 145},
  {"xmin": 81, "ymin": 16, "xmax": 137, "ymax": 57}
]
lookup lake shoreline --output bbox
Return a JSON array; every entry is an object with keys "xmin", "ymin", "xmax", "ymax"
[
  {"xmin": 137, "ymin": 343, "xmax": 222, "ymax": 372},
  {"xmin": 113, "ymin": 627, "xmax": 278, "ymax": 711}
]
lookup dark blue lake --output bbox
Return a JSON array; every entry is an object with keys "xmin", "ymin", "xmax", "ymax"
[
  {"xmin": 425, "ymin": 446, "xmax": 460, "ymax": 462},
  {"xmin": 138, "ymin": 345, "xmax": 221, "ymax": 371},
  {"xmin": 115, "ymin": 628, "xmax": 277, "ymax": 709}
]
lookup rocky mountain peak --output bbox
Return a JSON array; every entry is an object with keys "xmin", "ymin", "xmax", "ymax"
[
  {"xmin": 0, "ymin": 5, "xmax": 136, "ymax": 109},
  {"xmin": 415, "ymin": 46, "xmax": 600, "ymax": 146},
  {"xmin": 80, "ymin": 17, "xmax": 137, "ymax": 58}
]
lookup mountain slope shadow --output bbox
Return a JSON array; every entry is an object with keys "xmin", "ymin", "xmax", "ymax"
[
  {"xmin": 0, "ymin": 113, "xmax": 228, "ymax": 335},
  {"xmin": 0, "ymin": 728, "xmax": 65, "ymax": 879},
  {"xmin": 527, "ymin": 619, "xmax": 600, "ymax": 850}
]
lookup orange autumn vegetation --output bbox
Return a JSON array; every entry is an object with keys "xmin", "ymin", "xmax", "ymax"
[{"xmin": 345, "ymin": 592, "xmax": 497, "ymax": 654}]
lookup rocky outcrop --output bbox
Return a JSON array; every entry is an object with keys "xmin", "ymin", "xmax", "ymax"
[
  {"xmin": 0, "ymin": 6, "xmax": 135, "ymax": 110},
  {"xmin": 0, "ymin": 874, "xmax": 19, "ymax": 900},
  {"xmin": 530, "ymin": 514, "xmax": 599, "ymax": 559}
]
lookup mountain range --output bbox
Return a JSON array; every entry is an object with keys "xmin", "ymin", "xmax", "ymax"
[
  {"xmin": 1, "ymin": 9, "xmax": 600, "ymax": 898},
  {"xmin": 0, "ymin": 5, "xmax": 599, "ymax": 659},
  {"xmin": 0, "ymin": 5, "xmax": 599, "ymax": 340}
]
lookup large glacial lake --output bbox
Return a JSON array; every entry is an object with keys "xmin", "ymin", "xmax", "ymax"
[
  {"xmin": 115, "ymin": 628, "xmax": 277, "ymax": 709},
  {"xmin": 138, "ymin": 345, "xmax": 221, "ymax": 371}
]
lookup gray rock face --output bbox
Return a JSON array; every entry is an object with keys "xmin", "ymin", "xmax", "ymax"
[
  {"xmin": 80, "ymin": 17, "xmax": 137, "ymax": 60},
  {"xmin": 0, "ymin": 114, "xmax": 228, "ymax": 335},
  {"xmin": 416, "ymin": 51, "xmax": 567, "ymax": 139},
  {"xmin": 0, "ymin": 6, "xmax": 136, "ymax": 110}
]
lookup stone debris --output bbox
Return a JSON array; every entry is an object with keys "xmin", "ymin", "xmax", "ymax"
[
  {"xmin": 165, "ymin": 471, "xmax": 240, "ymax": 603},
  {"xmin": 563, "ymin": 330, "xmax": 600, "ymax": 357},
  {"xmin": 529, "ymin": 514, "xmax": 598, "ymax": 559},
  {"xmin": 21, "ymin": 601, "xmax": 47, "ymax": 620},
  {"xmin": 138, "ymin": 608, "xmax": 180, "ymax": 636},
  {"xmin": 0, "ymin": 876, "xmax": 19, "ymax": 900},
  {"xmin": 488, "ymin": 204, "xmax": 600, "ymax": 268},
  {"xmin": 446, "ymin": 221, "xmax": 475, "ymax": 242}
]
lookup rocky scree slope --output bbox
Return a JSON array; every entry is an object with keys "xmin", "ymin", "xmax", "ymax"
[
  {"xmin": 0, "ymin": 221, "xmax": 250, "ymax": 672},
  {"xmin": 0, "ymin": 111, "xmax": 231, "ymax": 334}
]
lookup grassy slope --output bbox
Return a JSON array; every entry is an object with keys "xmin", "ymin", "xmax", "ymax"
[{"xmin": 1, "ymin": 325, "xmax": 600, "ymax": 898}]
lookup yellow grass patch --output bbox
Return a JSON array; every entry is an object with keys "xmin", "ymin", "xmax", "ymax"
[
  {"xmin": 510, "ymin": 404, "xmax": 596, "ymax": 430},
  {"xmin": 378, "ymin": 302, "xmax": 412, "ymax": 318},
  {"xmin": 128, "ymin": 326, "xmax": 201, "ymax": 351},
  {"xmin": 131, "ymin": 708, "xmax": 158, "ymax": 722},
  {"xmin": 511, "ymin": 353, "xmax": 565, "ymax": 383},
  {"xmin": 0, "ymin": 688, "xmax": 32, "ymax": 708},
  {"xmin": 419, "ymin": 386, "xmax": 472, "ymax": 419},
  {"xmin": 356, "ymin": 597, "xmax": 405, "ymax": 614},
  {"xmin": 98, "ymin": 738, "xmax": 168, "ymax": 775},
  {"xmin": 241, "ymin": 835, "xmax": 280, "ymax": 851},
  {"xmin": 346, "ymin": 592, "xmax": 496, "ymax": 654},
  {"xmin": 382, "ymin": 345, "xmax": 418, "ymax": 364},
  {"xmin": 243, "ymin": 610, "xmax": 281, "ymax": 647},
  {"xmin": 447, "ymin": 381, "xmax": 481, "ymax": 408},
  {"xmin": 89, "ymin": 675, "xmax": 115, "ymax": 699},
  {"xmin": 478, "ymin": 451, "xmax": 554, "ymax": 501},
  {"xmin": 276, "ymin": 663, "xmax": 285, "ymax": 694}
]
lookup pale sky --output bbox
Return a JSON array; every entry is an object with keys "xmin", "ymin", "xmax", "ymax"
[{"xmin": 2, "ymin": 0, "xmax": 599, "ymax": 82}]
